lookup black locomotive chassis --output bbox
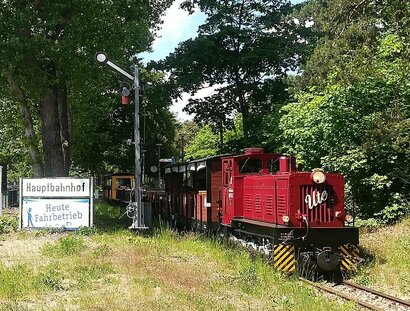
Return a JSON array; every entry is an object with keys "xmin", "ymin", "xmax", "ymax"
[{"xmin": 230, "ymin": 219, "xmax": 359, "ymax": 247}]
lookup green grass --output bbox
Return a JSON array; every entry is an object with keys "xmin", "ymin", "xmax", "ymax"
[
  {"xmin": 0, "ymin": 203, "xmax": 357, "ymax": 310},
  {"xmin": 354, "ymin": 217, "xmax": 410, "ymax": 296}
]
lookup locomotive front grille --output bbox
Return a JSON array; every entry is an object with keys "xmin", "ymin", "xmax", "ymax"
[{"xmin": 300, "ymin": 185, "xmax": 334, "ymax": 223}]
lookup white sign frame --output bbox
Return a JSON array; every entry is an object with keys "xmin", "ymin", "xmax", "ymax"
[{"xmin": 19, "ymin": 177, "xmax": 93, "ymax": 230}]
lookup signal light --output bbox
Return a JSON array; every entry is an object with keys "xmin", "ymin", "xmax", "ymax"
[{"xmin": 121, "ymin": 85, "xmax": 131, "ymax": 105}]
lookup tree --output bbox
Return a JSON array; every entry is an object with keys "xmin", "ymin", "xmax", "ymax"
[
  {"xmin": 0, "ymin": 99, "xmax": 32, "ymax": 181},
  {"xmin": 293, "ymin": 0, "xmax": 410, "ymax": 91},
  {"xmin": 279, "ymin": 0, "xmax": 410, "ymax": 222},
  {"xmin": 70, "ymin": 69, "xmax": 178, "ymax": 178},
  {"xmin": 0, "ymin": 0, "xmax": 172, "ymax": 177},
  {"xmin": 157, "ymin": 0, "xmax": 304, "ymax": 146},
  {"xmin": 185, "ymin": 125, "xmax": 219, "ymax": 160}
]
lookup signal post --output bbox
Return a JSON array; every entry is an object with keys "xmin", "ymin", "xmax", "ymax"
[{"xmin": 95, "ymin": 52, "xmax": 147, "ymax": 230}]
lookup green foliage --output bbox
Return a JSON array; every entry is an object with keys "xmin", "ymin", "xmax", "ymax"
[
  {"xmin": 158, "ymin": 0, "xmax": 304, "ymax": 144},
  {"xmin": 279, "ymin": 6, "xmax": 410, "ymax": 222},
  {"xmin": 0, "ymin": 0, "xmax": 173, "ymax": 177},
  {"xmin": 0, "ymin": 212, "xmax": 18, "ymax": 234},
  {"xmin": 183, "ymin": 116, "xmax": 248, "ymax": 159},
  {"xmin": 0, "ymin": 100, "xmax": 33, "ymax": 180},
  {"xmin": 374, "ymin": 194, "xmax": 410, "ymax": 225},
  {"xmin": 70, "ymin": 61, "xmax": 178, "ymax": 177},
  {"xmin": 185, "ymin": 125, "xmax": 219, "ymax": 159}
]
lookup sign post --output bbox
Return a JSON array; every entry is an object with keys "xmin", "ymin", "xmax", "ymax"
[{"xmin": 19, "ymin": 178, "xmax": 93, "ymax": 230}]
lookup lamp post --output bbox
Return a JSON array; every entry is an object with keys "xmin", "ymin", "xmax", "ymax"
[{"xmin": 95, "ymin": 52, "xmax": 146, "ymax": 230}]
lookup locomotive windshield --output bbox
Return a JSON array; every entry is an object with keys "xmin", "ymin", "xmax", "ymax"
[
  {"xmin": 269, "ymin": 157, "xmax": 280, "ymax": 173},
  {"xmin": 238, "ymin": 157, "xmax": 262, "ymax": 174}
]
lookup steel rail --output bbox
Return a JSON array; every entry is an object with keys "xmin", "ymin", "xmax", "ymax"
[
  {"xmin": 343, "ymin": 280, "xmax": 410, "ymax": 308},
  {"xmin": 299, "ymin": 278, "xmax": 383, "ymax": 310}
]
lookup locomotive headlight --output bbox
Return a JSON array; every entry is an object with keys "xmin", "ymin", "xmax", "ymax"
[
  {"xmin": 282, "ymin": 215, "xmax": 290, "ymax": 223},
  {"xmin": 345, "ymin": 214, "xmax": 354, "ymax": 223},
  {"xmin": 311, "ymin": 169, "xmax": 326, "ymax": 184}
]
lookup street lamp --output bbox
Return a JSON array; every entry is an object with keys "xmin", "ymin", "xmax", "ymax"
[{"xmin": 95, "ymin": 52, "xmax": 146, "ymax": 230}]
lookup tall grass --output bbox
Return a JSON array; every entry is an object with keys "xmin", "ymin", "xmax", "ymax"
[
  {"xmin": 354, "ymin": 217, "xmax": 410, "ymax": 296},
  {"xmin": 0, "ymin": 203, "xmax": 357, "ymax": 310}
]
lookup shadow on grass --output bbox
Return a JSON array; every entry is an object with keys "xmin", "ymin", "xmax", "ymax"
[
  {"xmin": 93, "ymin": 200, "xmax": 132, "ymax": 231},
  {"xmin": 92, "ymin": 201, "xmax": 165, "ymax": 237}
]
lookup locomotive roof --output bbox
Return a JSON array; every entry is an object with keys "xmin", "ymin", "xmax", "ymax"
[
  {"xmin": 165, "ymin": 152, "xmax": 235, "ymax": 168},
  {"xmin": 103, "ymin": 172, "xmax": 134, "ymax": 178},
  {"xmin": 165, "ymin": 149, "xmax": 282, "ymax": 169}
]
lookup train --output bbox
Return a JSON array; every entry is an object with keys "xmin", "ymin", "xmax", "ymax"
[{"xmin": 102, "ymin": 148, "xmax": 361, "ymax": 279}]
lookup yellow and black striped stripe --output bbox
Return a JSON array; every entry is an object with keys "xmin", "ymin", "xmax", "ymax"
[
  {"xmin": 340, "ymin": 244, "xmax": 361, "ymax": 270},
  {"xmin": 273, "ymin": 244, "xmax": 295, "ymax": 272}
]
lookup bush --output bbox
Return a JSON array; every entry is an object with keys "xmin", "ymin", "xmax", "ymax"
[
  {"xmin": 374, "ymin": 193, "xmax": 410, "ymax": 225},
  {"xmin": 0, "ymin": 212, "xmax": 18, "ymax": 234}
]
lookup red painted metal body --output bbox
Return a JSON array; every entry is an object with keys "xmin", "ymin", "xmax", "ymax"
[{"xmin": 221, "ymin": 149, "xmax": 345, "ymax": 228}]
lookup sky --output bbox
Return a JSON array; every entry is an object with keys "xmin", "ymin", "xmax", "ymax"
[{"xmin": 140, "ymin": 0, "xmax": 306, "ymax": 121}]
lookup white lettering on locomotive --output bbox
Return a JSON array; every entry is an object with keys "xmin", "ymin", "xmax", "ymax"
[{"xmin": 305, "ymin": 190, "xmax": 328, "ymax": 209}]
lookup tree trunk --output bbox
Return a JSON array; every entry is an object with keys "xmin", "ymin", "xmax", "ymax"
[
  {"xmin": 238, "ymin": 93, "xmax": 250, "ymax": 143},
  {"xmin": 57, "ymin": 85, "xmax": 71, "ymax": 174},
  {"xmin": 40, "ymin": 89, "xmax": 67, "ymax": 177},
  {"xmin": 6, "ymin": 75, "xmax": 44, "ymax": 177},
  {"xmin": 19, "ymin": 103, "xmax": 44, "ymax": 177}
]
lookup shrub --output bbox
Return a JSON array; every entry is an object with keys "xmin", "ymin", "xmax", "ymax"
[{"xmin": 0, "ymin": 213, "xmax": 18, "ymax": 234}]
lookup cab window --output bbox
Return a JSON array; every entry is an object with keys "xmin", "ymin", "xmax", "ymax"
[{"xmin": 238, "ymin": 158, "xmax": 262, "ymax": 174}]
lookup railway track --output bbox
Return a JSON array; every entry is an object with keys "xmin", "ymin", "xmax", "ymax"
[{"xmin": 300, "ymin": 278, "xmax": 410, "ymax": 310}]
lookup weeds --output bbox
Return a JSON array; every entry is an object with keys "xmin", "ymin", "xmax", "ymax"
[
  {"xmin": 42, "ymin": 235, "xmax": 85, "ymax": 256},
  {"xmin": 0, "ymin": 264, "xmax": 41, "ymax": 299}
]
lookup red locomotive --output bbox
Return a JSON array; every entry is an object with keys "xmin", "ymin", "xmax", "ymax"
[
  {"xmin": 105, "ymin": 148, "xmax": 361, "ymax": 277},
  {"xmin": 159, "ymin": 148, "xmax": 360, "ymax": 277}
]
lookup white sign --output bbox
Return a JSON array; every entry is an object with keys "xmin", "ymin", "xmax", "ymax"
[
  {"xmin": 20, "ymin": 177, "xmax": 93, "ymax": 230},
  {"xmin": 22, "ymin": 178, "xmax": 90, "ymax": 197},
  {"xmin": 22, "ymin": 198, "xmax": 90, "ymax": 229}
]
